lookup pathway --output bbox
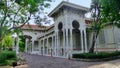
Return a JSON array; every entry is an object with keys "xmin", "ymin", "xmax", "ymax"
[{"xmin": 21, "ymin": 53, "xmax": 120, "ymax": 68}]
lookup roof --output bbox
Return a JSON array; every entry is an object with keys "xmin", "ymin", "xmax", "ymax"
[
  {"xmin": 22, "ymin": 24, "xmax": 47, "ymax": 30},
  {"xmin": 48, "ymin": 1, "xmax": 89, "ymax": 17},
  {"xmin": 22, "ymin": 24, "xmax": 55, "ymax": 31}
]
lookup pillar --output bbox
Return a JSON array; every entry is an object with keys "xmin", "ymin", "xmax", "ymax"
[
  {"xmin": 43, "ymin": 39, "xmax": 45, "ymax": 55},
  {"xmin": 12, "ymin": 37, "xmax": 15, "ymax": 51},
  {"xmin": 16, "ymin": 37, "xmax": 19, "ymax": 54},
  {"xmin": 47, "ymin": 38, "xmax": 48, "ymax": 55},
  {"xmin": 25, "ymin": 38, "xmax": 28, "ymax": 53},
  {"xmin": 38, "ymin": 40, "xmax": 41, "ymax": 55},
  {"xmin": 70, "ymin": 29, "xmax": 73, "ymax": 57},
  {"xmin": 32, "ymin": 40, "xmax": 34, "ymax": 53},
  {"xmin": 55, "ymin": 33, "xmax": 57, "ymax": 56},
  {"xmin": 65, "ymin": 29, "xmax": 69, "ymax": 58},
  {"xmin": 51, "ymin": 36, "xmax": 54, "ymax": 56},
  {"xmin": 56, "ymin": 31, "xmax": 59, "ymax": 56},
  {"xmin": 63, "ymin": 30, "xmax": 65, "ymax": 57},
  {"xmin": 84, "ymin": 30, "xmax": 87, "ymax": 52},
  {"xmin": 80, "ymin": 30, "xmax": 84, "ymax": 52}
]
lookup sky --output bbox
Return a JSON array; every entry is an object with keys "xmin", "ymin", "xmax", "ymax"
[{"xmin": 46, "ymin": 0, "xmax": 91, "ymax": 14}]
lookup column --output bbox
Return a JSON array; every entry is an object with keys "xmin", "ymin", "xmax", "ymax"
[
  {"xmin": 70, "ymin": 29, "xmax": 73, "ymax": 57},
  {"xmin": 25, "ymin": 38, "xmax": 28, "ymax": 53},
  {"xmin": 56, "ymin": 31, "xmax": 59, "ymax": 56},
  {"xmin": 38, "ymin": 40, "xmax": 41, "ymax": 55},
  {"xmin": 65, "ymin": 29, "xmax": 69, "ymax": 58},
  {"xmin": 12, "ymin": 37, "xmax": 15, "ymax": 51},
  {"xmin": 80, "ymin": 30, "xmax": 84, "ymax": 52},
  {"xmin": 16, "ymin": 37, "xmax": 19, "ymax": 54},
  {"xmin": 52, "ymin": 36, "xmax": 54, "ymax": 56},
  {"xmin": 63, "ymin": 30, "xmax": 65, "ymax": 57},
  {"xmin": 32, "ymin": 40, "xmax": 34, "ymax": 54},
  {"xmin": 55, "ymin": 33, "xmax": 57, "ymax": 56},
  {"xmin": 43, "ymin": 39, "xmax": 44, "ymax": 55},
  {"xmin": 84, "ymin": 30, "xmax": 87, "ymax": 52},
  {"xmin": 47, "ymin": 38, "xmax": 48, "ymax": 55}
]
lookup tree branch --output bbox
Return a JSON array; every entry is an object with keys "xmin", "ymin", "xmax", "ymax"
[
  {"xmin": 4, "ymin": 14, "xmax": 31, "ymax": 37},
  {"xmin": 1, "ymin": 0, "xmax": 8, "ymax": 26}
]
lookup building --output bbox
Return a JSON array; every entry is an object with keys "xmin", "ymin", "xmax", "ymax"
[{"xmin": 21, "ymin": 1, "xmax": 120, "ymax": 58}]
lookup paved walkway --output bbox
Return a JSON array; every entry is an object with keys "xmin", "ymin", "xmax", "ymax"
[{"xmin": 21, "ymin": 53, "xmax": 120, "ymax": 68}]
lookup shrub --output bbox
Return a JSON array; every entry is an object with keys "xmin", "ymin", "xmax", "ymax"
[
  {"xmin": 1, "ymin": 51, "xmax": 16, "ymax": 60},
  {"xmin": 72, "ymin": 51, "xmax": 120, "ymax": 59},
  {"xmin": 0, "ymin": 51, "xmax": 17, "ymax": 66},
  {"xmin": 0, "ymin": 53, "xmax": 7, "ymax": 66}
]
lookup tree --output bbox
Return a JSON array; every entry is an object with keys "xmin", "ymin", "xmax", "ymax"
[
  {"xmin": 0, "ymin": 0, "xmax": 52, "ymax": 52},
  {"xmin": 89, "ymin": 0, "xmax": 103, "ymax": 53},
  {"xmin": 100, "ymin": 0, "xmax": 120, "ymax": 27},
  {"xmin": 2, "ymin": 35, "xmax": 12, "ymax": 50}
]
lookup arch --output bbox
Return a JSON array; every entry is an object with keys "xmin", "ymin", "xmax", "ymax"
[
  {"xmin": 72, "ymin": 29, "xmax": 81, "ymax": 50},
  {"xmin": 24, "ymin": 35, "xmax": 32, "ymax": 39},
  {"xmin": 72, "ymin": 20, "xmax": 80, "ymax": 29},
  {"xmin": 58, "ymin": 22, "xmax": 63, "ymax": 30}
]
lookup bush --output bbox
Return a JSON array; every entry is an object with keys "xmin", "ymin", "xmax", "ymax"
[
  {"xmin": 1, "ymin": 51, "xmax": 16, "ymax": 60},
  {"xmin": 72, "ymin": 51, "xmax": 120, "ymax": 59},
  {"xmin": 0, "ymin": 52, "xmax": 7, "ymax": 66},
  {"xmin": 0, "ymin": 51, "xmax": 17, "ymax": 66}
]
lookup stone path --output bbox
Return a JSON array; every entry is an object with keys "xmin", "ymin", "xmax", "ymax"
[{"xmin": 21, "ymin": 53, "xmax": 120, "ymax": 68}]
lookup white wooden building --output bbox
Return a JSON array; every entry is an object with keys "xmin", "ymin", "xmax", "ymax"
[{"xmin": 19, "ymin": 1, "xmax": 120, "ymax": 58}]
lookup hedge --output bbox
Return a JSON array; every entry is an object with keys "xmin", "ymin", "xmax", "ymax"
[
  {"xmin": 0, "ymin": 51, "xmax": 17, "ymax": 66},
  {"xmin": 72, "ymin": 51, "xmax": 120, "ymax": 59}
]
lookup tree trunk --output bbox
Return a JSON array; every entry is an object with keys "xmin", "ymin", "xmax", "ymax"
[
  {"xmin": 89, "ymin": 33, "xmax": 96, "ymax": 53},
  {"xmin": 89, "ymin": 30, "xmax": 99, "ymax": 53},
  {"xmin": 0, "ymin": 41, "xmax": 2, "ymax": 53}
]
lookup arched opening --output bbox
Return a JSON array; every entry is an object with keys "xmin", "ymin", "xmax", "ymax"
[
  {"xmin": 58, "ymin": 22, "xmax": 63, "ymax": 30},
  {"xmin": 72, "ymin": 29, "xmax": 81, "ymax": 50},
  {"xmin": 72, "ymin": 20, "xmax": 80, "ymax": 29},
  {"xmin": 23, "ymin": 35, "xmax": 32, "ymax": 53},
  {"xmin": 34, "ymin": 40, "xmax": 39, "ymax": 51}
]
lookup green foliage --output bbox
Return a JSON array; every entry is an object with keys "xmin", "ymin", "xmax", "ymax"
[
  {"xmin": 73, "ymin": 51, "xmax": 120, "ymax": 59},
  {"xmin": 100, "ymin": 0, "xmax": 120, "ymax": 27},
  {"xmin": 19, "ymin": 36, "xmax": 25, "ymax": 52},
  {"xmin": 2, "ymin": 35, "xmax": 12, "ymax": 48},
  {"xmin": 1, "ymin": 51, "xmax": 16, "ymax": 60},
  {"xmin": 0, "ymin": 0, "xmax": 52, "ymax": 51},
  {"xmin": 0, "ymin": 53, "xmax": 7, "ymax": 66},
  {"xmin": 0, "ymin": 51, "xmax": 16, "ymax": 66}
]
